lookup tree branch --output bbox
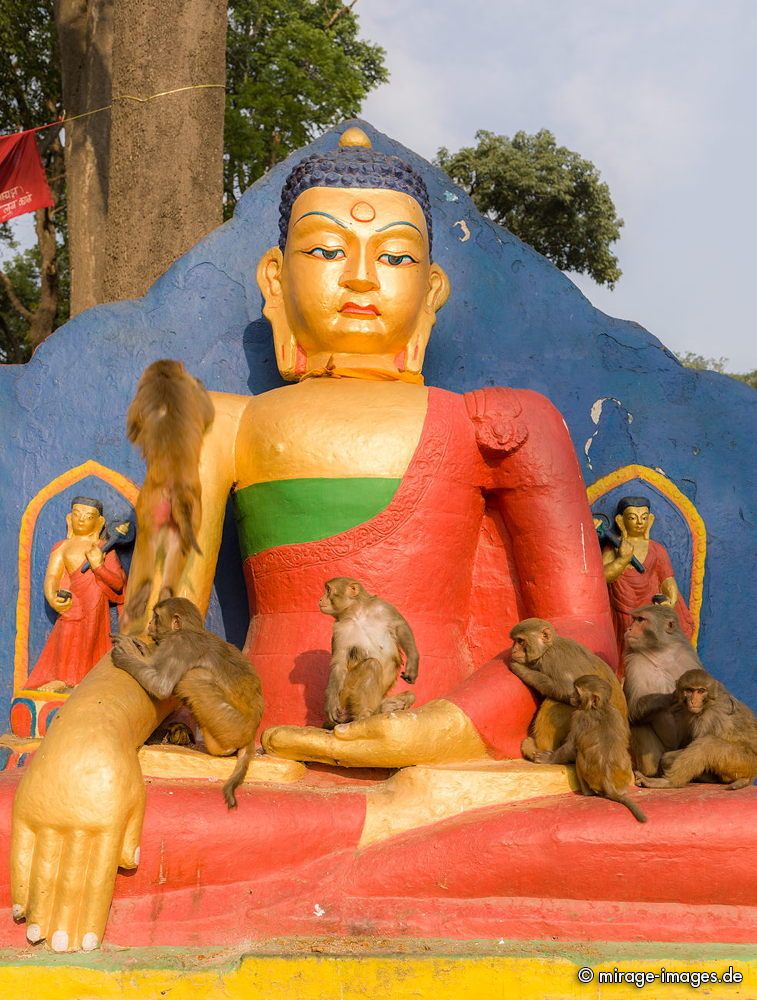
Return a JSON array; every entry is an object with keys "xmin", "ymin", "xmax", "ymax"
[{"xmin": 0, "ymin": 270, "xmax": 33, "ymax": 322}]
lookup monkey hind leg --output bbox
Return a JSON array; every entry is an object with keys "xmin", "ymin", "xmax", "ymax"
[
  {"xmin": 121, "ymin": 578, "xmax": 152, "ymax": 633},
  {"xmin": 223, "ymin": 742, "xmax": 254, "ymax": 810},
  {"xmin": 532, "ymin": 700, "xmax": 573, "ymax": 754},
  {"xmin": 172, "ymin": 483, "xmax": 203, "ymax": 556},
  {"xmin": 379, "ymin": 691, "xmax": 415, "ymax": 714},
  {"xmin": 631, "ymin": 724, "xmax": 665, "ymax": 777}
]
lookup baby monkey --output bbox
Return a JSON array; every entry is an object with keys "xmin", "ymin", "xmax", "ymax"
[
  {"xmin": 320, "ymin": 578, "xmax": 419, "ymax": 727},
  {"xmin": 536, "ymin": 674, "xmax": 647, "ymax": 824},
  {"xmin": 112, "ymin": 597, "xmax": 263, "ymax": 808}
]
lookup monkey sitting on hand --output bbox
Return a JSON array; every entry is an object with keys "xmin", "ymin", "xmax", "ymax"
[
  {"xmin": 112, "ymin": 597, "xmax": 263, "ymax": 808},
  {"xmin": 637, "ymin": 669, "xmax": 757, "ymax": 791},
  {"xmin": 319, "ymin": 578, "xmax": 419, "ymax": 728},
  {"xmin": 509, "ymin": 618, "xmax": 626, "ymax": 761},
  {"xmin": 535, "ymin": 675, "xmax": 647, "ymax": 824}
]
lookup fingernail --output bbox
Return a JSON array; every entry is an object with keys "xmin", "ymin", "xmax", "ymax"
[
  {"xmin": 26, "ymin": 923, "xmax": 42, "ymax": 943},
  {"xmin": 12, "ymin": 904, "xmax": 23, "ymax": 921},
  {"xmin": 81, "ymin": 932, "xmax": 98, "ymax": 952},
  {"xmin": 134, "ymin": 846, "xmax": 140, "ymax": 865},
  {"xmin": 51, "ymin": 930, "xmax": 68, "ymax": 952}
]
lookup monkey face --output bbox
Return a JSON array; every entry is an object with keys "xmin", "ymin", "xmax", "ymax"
[
  {"xmin": 319, "ymin": 578, "xmax": 360, "ymax": 617},
  {"xmin": 682, "ymin": 686, "xmax": 709, "ymax": 715}
]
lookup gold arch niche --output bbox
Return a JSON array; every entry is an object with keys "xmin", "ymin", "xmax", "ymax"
[
  {"xmin": 586, "ymin": 464, "xmax": 706, "ymax": 646},
  {"xmin": 14, "ymin": 460, "xmax": 139, "ymax": 692}
]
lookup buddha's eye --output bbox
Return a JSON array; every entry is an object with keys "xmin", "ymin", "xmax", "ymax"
[
  {"xmin": 305, "ymin": 247, "xmax": 345, "ymax": 261},
  {"xmin": 378, "ymin": 252, "xmax": 417, "ymax": 267}
]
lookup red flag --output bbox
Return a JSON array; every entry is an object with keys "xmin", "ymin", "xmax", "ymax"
[{"xmin": 0, "ymin": 130, "xmax": 54, "ymax": 223}]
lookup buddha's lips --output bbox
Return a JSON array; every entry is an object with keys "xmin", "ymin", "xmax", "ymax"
[{"xmin": 339, "ymin": 302, "xmax": 380, "ymax": 317}]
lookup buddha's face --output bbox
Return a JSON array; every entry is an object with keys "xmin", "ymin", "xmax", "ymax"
[
  {"xmin": 70, "ymin": 504, "xmax": 103, "ymax": 538},
  {"xmin": 257, "ymin": 186, "xmax": 449, "ymax": 378},
  {"xmin": 617, "ymin": 506, "xmax": 651, "ymax": 538}
]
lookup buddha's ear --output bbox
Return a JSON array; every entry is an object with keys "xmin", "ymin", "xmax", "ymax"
[
  {"xmin": 427, "ymin": 262, "xmax": 450, "ymax": 312},
  {"xmin": 404, "ymin": 262, "xmax": 451, "ymax": 375},
  {"xmin": 65, "ymin": 513, "xmax": 74, "ymax": 539},
  {"xmin": 256, "ymin": 246, "xmax": 300, "ymax": 381}
]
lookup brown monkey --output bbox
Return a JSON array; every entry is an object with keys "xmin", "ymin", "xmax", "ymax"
[
  {"xmin": 535, "ymin": 675, "xmax": 647, "ymax": 823},
  {"xmin": 122, "ymin": 360, "xmax": 214, "ymax": 630},
  {"xmin": 637, "ymin": 669, "xmax": 757, "ymax": 791},
  {"xmin": 623, "ymin": 604, "xmax": 703, "ymax": 776},
  {"xmin": 509, "ymin": 618, "xmax": 626, "ymax": 761},
  {"xmin": 320, "ymin": 578, "xmax": 418, "ymax": 727},
  {"xmin": 112, "ymin": 597, "xmax": 263, "ymax": 808}
]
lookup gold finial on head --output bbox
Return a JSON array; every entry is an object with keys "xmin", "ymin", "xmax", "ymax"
[{"xmin": 339, "ymin": 127, "xmax": 372, "ymax": 149}]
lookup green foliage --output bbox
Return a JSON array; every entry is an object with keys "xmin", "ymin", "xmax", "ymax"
[
  {"xmin": 437, "ymin": 129, "xmax": 623, "ymax": 288},
  {"xmin": 0, "ymin": 0, "xmax": 68, "ymax": 358},
  {"xmin": 675, "ymin": 352, "xmax": 755, "ymax": 389},
  {"xmin": 224, "ymin": 0, "xmax": 388, "ymax": 215}
]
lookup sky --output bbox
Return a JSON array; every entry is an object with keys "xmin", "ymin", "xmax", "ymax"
[{"xmin": 357, "ymin": 0, "xmax": 756, "ymax": 372}]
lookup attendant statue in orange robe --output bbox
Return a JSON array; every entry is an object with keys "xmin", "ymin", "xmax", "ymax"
[
  {"xmin": 602, "ymin": 495, "xmax": 693, "ymax": 651},
  {"xmin": 26, "ymin": 498, "xmax": 127, "ymax": 691}
]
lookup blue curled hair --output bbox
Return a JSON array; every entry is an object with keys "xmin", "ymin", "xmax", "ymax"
[{"xmin": 278, "ymin": 146, "xmax": 433, "ymax": 253}]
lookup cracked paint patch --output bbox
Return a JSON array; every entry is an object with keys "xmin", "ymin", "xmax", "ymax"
[
  {"xmin": 444, "ymin": 190, "xmax": 459, "ymax": 202},
  {"xmin": 453, "ymin": 219, "xmax": 471, "ymax": 242},
  {"xmin": 584, "ymin": 396, "xmax": 634, "ymax": 470}
]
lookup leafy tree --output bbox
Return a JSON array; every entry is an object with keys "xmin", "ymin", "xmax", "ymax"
[
  {"xmin": 0, "ymin": 0, "xmax": 387, "ymax": 359},
  {"xmin": 676, "ymin": 351, "xmax": 755, "ymax": 389},
  {"xmin": 0, "ymin": 0, "xmax": 66, "ymax": 359},
  {"xmin": 224, "ymin": 0, "xmax": 388, "ymax": 215},
  {"xmin": 437, "ymin": 129, "xmax": 623, "ymax": 288}
]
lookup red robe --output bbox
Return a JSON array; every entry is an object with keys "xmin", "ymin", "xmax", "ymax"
[
  {"xmin": 607, "ymin": 538, "xmax": 694, "ymax": 649},
  {"xmin": 26, "ymin": 543, "xmax": 126, "ymax": 689}
]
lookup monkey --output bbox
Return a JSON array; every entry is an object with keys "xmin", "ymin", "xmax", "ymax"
[
  {"xmin": 535, "ymin": 674, "xmax": 647, "ymax": 823},
  {"xmin": 121, "ymin": 359, "xmax": 215, "ymax": 631},
  {"xmin": 112, "ymin": 597, "xmax": 263, "ymax": 808},
  {"xmin": 637, "ymin": 669, "xmax": 757, "ymax": 791},
  {"xmin": 622, "ymin": 604, "xmax": 704, "ymax": 776},
  {"xmin": 508, "ymin": 618, "xmax": 626, "ymax": 761},
  {"xmin": 319, "ymin": 578, "xmax": 418, "ymax": 727}
]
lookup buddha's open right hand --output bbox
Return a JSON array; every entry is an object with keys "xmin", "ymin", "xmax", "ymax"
[{"xmin": 11, "ymin": 658, "xmax": 160, "ymax": 951}]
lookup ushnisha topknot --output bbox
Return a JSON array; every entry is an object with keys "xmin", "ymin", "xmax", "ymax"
[{"xmin": 278, "ymin": 126, "xmax": 433, "ymax": 253}]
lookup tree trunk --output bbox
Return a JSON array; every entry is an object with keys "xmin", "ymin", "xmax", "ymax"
[
  {"xmin": 55, "ymin": 0, "xmax": 113, "ymax": 316},
  {"xmin": 28, "ymin": 205, "xmax": 60, "ymax": 348},
  {"xmin": 102, "ymin": 0, "xmax": 226, "ymax": 303}
]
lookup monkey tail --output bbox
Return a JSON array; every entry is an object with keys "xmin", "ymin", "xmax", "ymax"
[
  {"xmin": 172, "ymin": 485, "xmax": 203, "ymax": 556},
  {"xmin": 605, "ymin": 790, "xmax": 648, "ymax": 824},
  {"xmin": 223, "ymin": 741, "xmax": 254, "ymax": 810}
]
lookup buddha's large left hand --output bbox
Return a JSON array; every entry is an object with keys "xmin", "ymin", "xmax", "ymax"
[{"xmin": 262, "ymin": 699, "xmax": 487, "ymax": 768}]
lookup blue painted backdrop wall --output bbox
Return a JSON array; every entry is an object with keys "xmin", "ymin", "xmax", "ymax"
[{"xmin": 1, "ymin": 120, "xmax": 754, "ymax": 719}]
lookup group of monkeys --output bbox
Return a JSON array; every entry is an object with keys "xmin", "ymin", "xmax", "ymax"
[
  {"xmin": 510, "ymin": 605, "xmax": 757, "ymax": 822},
  {"xmin": 112, "ymin": 576, "xmax": 757, "ymax": 821},
  {"xmin": 111, "ymin": 359, "xmax": 756, "ymax": 816}
]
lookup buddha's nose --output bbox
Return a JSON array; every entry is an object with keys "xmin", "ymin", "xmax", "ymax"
[{"xmin": 342, "ymin": 275, "xmax": 378, "ymax": 292}]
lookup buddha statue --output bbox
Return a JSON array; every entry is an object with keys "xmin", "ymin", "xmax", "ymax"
[{"xmin": 10, "ymin": 128, "xmax": 662, "ymax": 953}]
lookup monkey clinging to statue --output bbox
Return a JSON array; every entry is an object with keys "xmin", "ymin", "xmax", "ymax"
[
  {"xmin": 509, "ymin": 618, "xmax": 626, "ymax": 761},
  {"xmin": 122, "ymin": 360, "xmax": 215, "ymax": 631},
  {"xmin": 112, "ymin": 598, "xmax": 263, "ymax": 808},
  {"xmin": 319, "ymin": 578, "xmax": 418, "ymax": 727}
]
